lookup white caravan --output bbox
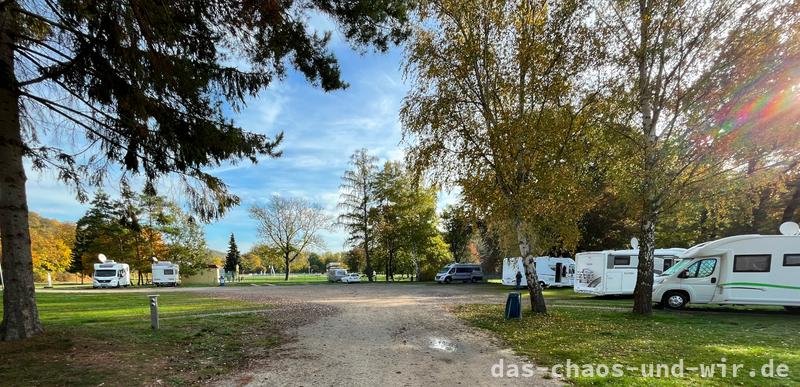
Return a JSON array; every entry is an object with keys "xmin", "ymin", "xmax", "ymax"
[
  {"xmin": 502, "ymin": 257, "xmax": 576, "ymax": 288},
  {"xmin": 92, "ymin": 261, "xmax": 131, "ymax": 288},
  {"xmin": 653, "ymin": 227, "xmax": 800, "ymax": 310},
  {"xmin": 574, "ymin": 248, "xmax": 686, "ymax": 296},
  {"xmin": 152, "ymin": 261, "xmax": 180, "ymax": 287}
]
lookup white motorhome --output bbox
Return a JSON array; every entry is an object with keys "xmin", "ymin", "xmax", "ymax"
[
  {"xmin": 574, "ymin": 248, "xmax": 686, "ymax": 296},
  {"xmin": 92, "ymin": 261, "xmax": 131, "ymax": 288},
  {"xmin": 502, "ymin": 257, "xmax": 575, "ymax": 288},
  {"xmin": 653, "ymin": 229, "xmax": 800, "ymax": 310},
  {"xmin": 152, "ymin": 261, "xmax": 180, "ymax": 287},
  {"xmin": 327, "ymin": 268, "xmax": 348, "ymax": 282}
]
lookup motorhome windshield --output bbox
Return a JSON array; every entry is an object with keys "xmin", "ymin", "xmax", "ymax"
[
  {"xmin": 660, "ymin": 259, "xmax": 692, "ymax": 277},
  {"xmin": 94, "ymin": 269, "xmax": 117, "ymax": 277}
]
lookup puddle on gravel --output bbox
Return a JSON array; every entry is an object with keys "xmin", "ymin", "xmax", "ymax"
[{"xmin": 428, "ymin": 337, "xmax": 457, "ymax": 353}]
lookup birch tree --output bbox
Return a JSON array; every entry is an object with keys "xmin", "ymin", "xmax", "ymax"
[
  {"xmin": 249, "ymin": 196, "xmax": 331, "ymax": 281},
  {"xmin": 402, "ymin": 0, "xmax": 605, "ymax": 313},
  {"xmin": 594, "ymin": 0, "xmax": 800, "ymax": 314}
]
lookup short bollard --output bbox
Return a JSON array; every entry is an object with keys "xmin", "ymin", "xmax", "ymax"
[{"xmin": 149, "ymin": 295, "xmax": 159, "ymax": 330}]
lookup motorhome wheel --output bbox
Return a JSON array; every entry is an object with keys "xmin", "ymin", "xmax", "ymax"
[
  {"xmin": 444, "ymin": 277, "xmax": 452, "ymax": 284},
  {"xmin": 538, "ymin": 281, "xmax": 546, "ymax": 289},
  {"xmin": 664, "ymin": 291, "xmax": 688, "ymax": 309}
]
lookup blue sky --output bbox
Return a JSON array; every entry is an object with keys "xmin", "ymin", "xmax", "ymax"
[{"xmin": 25, "ymin": 26, "xmax": 458, "ymax": 253}]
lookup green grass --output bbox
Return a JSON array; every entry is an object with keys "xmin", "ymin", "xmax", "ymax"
[
  {"xmin": 0, "ymin": 292, "xmax": 278, "ymax": 385},
  {"xmin": 455, "ymin": 300, "xmax": 800, "ymax": 386}
]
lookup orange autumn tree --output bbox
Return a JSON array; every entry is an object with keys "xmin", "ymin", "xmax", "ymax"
[{"xmin": 28, "ymin": 213, "xmax": 75, "ymax": 278}]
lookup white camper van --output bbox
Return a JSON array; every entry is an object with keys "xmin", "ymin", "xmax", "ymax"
[
  {"xmin": 502, "ymin": 257, "xmax": 575, "ymax": 288},
  {"xmin": 653, "ymin": 228, "xmax": 800, "ymax": 310},
  {"xmin": 574, "ymin": 248, "xmax": 686, "ymax": 296},
  {"xmin": 152, "ymin": 261, "xmax": 180, "ymax": 287},
  {"xmin": 92, "ymin": 261, "xmax": 131, "ymax": 288},
  {"xmin": 435, "ymin": 263, "xmax": 483, "ymax": 283}
]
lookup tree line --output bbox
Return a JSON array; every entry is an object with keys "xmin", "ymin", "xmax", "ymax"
[{"xmin": 69, "ymin": 189, "xmax": 212, "ymax": 285}]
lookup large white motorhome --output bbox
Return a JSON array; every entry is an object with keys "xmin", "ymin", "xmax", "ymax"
[
  {"xmin": 574, "ymin": 248, "xmax": 686, "ymax": 296},
  {"xmin": 653, "ymin": 226, "xmax": 800, "ymax": 310},
  {"xmin": 152, "ymin": 261, "xmax": 180, "ymax": 287},
  {"xmin": 92, "ymin": 261, "xmax": 131, "ymax": 288},
  {"xmin": 502, "ymin": 257, "xmax": 576, "ymax": 288}
]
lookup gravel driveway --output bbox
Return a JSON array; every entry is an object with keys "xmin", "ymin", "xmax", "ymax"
[{"xmin": 204, "ymin": 283, "xmax": 560, "ymax": 386}]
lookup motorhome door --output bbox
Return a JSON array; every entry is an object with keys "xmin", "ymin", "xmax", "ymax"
[
  {"xmin": 679, "ymin": 258, "xmax": 719, "ymax": 303},
  {"xmin": 555, "ymin": 263, "xmax": 563, "ymax": 284}
]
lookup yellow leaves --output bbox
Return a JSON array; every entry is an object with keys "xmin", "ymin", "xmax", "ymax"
[{"xmin": 29, "ymin": 212, "xmax": 75, "ymax": 274}]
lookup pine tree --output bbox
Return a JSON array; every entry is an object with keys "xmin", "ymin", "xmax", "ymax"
[{"xmin": 225, "ymin": 234, "xmax": 241, "ymax": 276}]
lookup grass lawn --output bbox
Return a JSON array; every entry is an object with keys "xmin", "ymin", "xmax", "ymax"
[
  {"xmin": 0, "ymin": 292, "xmax": 277, "ymax": 385},
  {"xmin": 455, "ymin": 299, "xmax": 800, "ymax": 386}
]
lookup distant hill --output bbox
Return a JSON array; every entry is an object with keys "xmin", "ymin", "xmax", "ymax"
[{"xmin": 207, "ymin": 249, "xmax": 226, "ymax": 258}]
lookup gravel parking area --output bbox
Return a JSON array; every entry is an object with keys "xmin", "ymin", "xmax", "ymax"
[{"xmin": 204, "ymin": 283, "xmax": 560, "ymax": 386}]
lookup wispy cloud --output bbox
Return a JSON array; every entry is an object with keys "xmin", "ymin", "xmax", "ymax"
[{"xmin": 25, "ymin": 45, "xmax": 426, "ymax": 254}]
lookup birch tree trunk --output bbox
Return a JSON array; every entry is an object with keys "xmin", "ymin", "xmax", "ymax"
[
  {"xmin": 632, "ymin": 202, "xmax": 658, "ymax": 315},
  {"xmin": 631, "ymin": 0, "xmax": 658, "ymax": 316},
  {"xmin": 514, "ymin": 216, "xmax": 547, "ymax": 314},
  {"xmin": 0, "ymin": 5, "xmax": 44, "ymax": 340}
]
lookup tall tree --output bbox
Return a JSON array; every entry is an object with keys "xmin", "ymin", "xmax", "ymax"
[
  {"xmin": 372, "ymin": 161, "xmax": 450, "ymax": 281},
  {"xmin": 595, "ymin": 0, "xmax": 800, "ymax": 314},
  {"xmin": 402, "ymin": 0, "xmax": 603, "ymax": 313},
  {"xmin": 441, "ymin": 205, "xmax": 473, "ymax": 263},
  {"xmin": 249, "ymin": 196, "xmax": 331, "ymax": 281},
  {"xmin": 70, "ymin": 191, "xmax": 126, "ymax": 280},
  {"xmin": 1, "ymin": 0, "xmax": 411, "ymax": 340},
  {"xmin": 225, "ymin": 234, "xmax": 241, "ymax": 276},
  {"xmin": 337, "ymin": 149, "xmax": 379, "ymax": 281}
]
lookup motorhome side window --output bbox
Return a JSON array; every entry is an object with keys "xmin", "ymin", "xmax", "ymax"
[
  {"xmin": 733, "ymin": 255, "xmax": 772, "ymax": 272},
  {"xmin": 613, "ymin": 256, "xmax": 630, "ymax": 266},
  {"xmin": 784, "ymin": 254, "xmax": 800, "ymax": 267}
]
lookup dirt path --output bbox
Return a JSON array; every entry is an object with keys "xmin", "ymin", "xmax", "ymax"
[{"xmin": 205, "ymin": 284, "xmax": 560, "ymax": 386}]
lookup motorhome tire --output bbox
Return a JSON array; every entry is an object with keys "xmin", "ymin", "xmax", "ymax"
[
  {"xmin": 663, "ymin": 291, "xmax": 688, "ymax": 309},
  {"xmin": 444, "ymin": 277, "xmax": 452, "ymax": 284},
  {"xmin": 538, "ymin": 281, "xmax": 547, "ymax": 289}
]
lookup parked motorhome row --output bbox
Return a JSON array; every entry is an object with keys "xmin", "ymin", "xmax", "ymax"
[{"xmin": 502, "ymin": 257, "xmax": 575, "ymax": 288}]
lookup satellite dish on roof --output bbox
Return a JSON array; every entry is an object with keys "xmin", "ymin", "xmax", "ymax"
[
  {"xmin": 151, "ymin": 256, "xmax": 159, "ymax": 263},
  {"xmin": 97, "ymin": 254, "xmax": 107, "ymax": 263},
  {"xmin": 630, "ymin": 237, "xmax": 640, "ymax": 250},
  {"xmin": 779, "ymin": 222, "xmax": 800, "ymax": 236}
]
